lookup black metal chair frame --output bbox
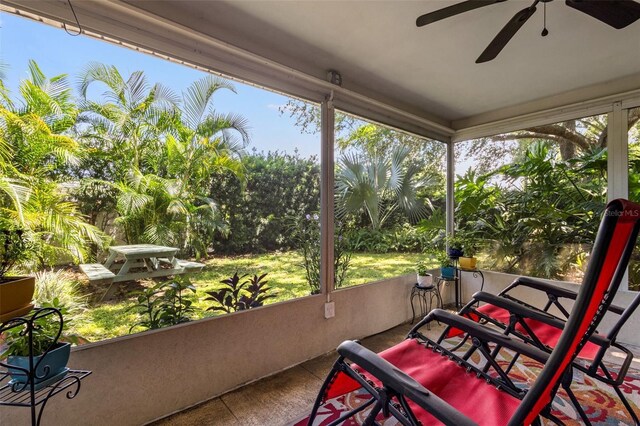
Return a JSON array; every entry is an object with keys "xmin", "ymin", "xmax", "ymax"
[
  {"xmin": 309, "ymin": 310, "xmax": 557, "ymax": 426},
  {"xmin": 307, "ymin": 199, "xmax": 640, "ymax": 426},
  {"xmin": 457, "ymin": 277, "xmax": 640, "ymax": 424}
]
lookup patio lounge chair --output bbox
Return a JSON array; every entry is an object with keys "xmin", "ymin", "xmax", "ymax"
[
  {"xmin": 448, "ymin": 203, "xmax": 640, "ymax": 424},
  {"xmin": 307, "ymin": 199, "xmax": 640, "ymax": 425}
]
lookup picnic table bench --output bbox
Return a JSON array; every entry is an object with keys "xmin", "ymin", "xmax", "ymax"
[{"xmin": 80, "ymin": 244, "xmax": 205, "ymax": 299}]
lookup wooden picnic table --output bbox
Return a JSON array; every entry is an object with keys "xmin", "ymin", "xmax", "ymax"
[
  {"xmin": 80, "ymin": 244, "xmax": 205, "ymax": 299},
  {"xmin": 104, "ymin": 244, "xmax": 181, "ymax": 281}
]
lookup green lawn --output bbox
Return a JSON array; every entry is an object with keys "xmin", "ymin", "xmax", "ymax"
[{"xmin": 73, "ymin": 251, "xmax": 433, "ymax": 342}]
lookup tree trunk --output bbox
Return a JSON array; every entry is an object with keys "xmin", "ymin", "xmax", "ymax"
[{"xmin": 559, "ymin": 120, "xmax": 577, "ymax": 160}]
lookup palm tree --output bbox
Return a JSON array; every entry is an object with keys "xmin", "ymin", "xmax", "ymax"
[
  {"xmin": 335, "ymin": 146, "xmax": 429, "ymax": 230},
  {"xmin": 0, "ymin": 60, "xmax": 108, "ymax": 267},
  {"xmin": 111, "ymin": 75, "xmax": 250, "ymax": 256},
  {"xmin": 77, "ymin": 62, "xmax": 179, "ymax": 173}
]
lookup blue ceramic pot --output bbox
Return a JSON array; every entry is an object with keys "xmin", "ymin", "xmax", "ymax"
[
  {"xmin": 8, "ymin": 342, "xmax": 70, "ymax": 390},
  {"xmin": 441, "ymin": 266, "xmax": 456, "ymax": 279}
]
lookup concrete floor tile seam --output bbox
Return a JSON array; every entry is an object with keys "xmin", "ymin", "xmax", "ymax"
[
  {"xmin": 220, "ymin": 397, "xmax": 242, "ymax": 425},
  {"xmin": 222, "ymin": 367, "xmax": 320, "ymax": 401}
]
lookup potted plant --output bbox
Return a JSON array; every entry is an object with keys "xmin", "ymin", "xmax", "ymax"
[
  {"xmin": 1, "ymin": 302, "xmax": 72, "ymax": 390},
  {"xmin": 459, "ymin": 233, "xmax": 480, "ymax": 270},
  {"xmin": 0, "ymin": 229, "xmax": 35, "ymax": 323},
  {"xmin": 446, "ymin": 234, "xmax": 464, "ymax": 258},
  {"xmin": 436, "ymin": 251, "xmax": 456, "ymax": 279},
  {"xmin": 415, "ymin": 260, "xmax": 432, "ymax": 287}
]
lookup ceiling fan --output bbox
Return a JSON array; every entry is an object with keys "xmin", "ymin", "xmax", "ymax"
[{"xmin": 416, "ymin": 0, "xmax": 640, "ymax": 63}]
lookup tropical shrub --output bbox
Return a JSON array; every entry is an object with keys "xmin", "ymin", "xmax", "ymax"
[
  {"xmin": 129, "ymin": 277, "xmax": 197, "ymax": 332},
  {"xmin": 454, "ymin": 142, "xmax": 606, "ymax": 279},
  {"xmin": 335, "ymin": 146, "xmax": 430, "ymax": 230},
  {"xmin": 211, "ymin": 151, "xmax": 320, "ymax": 254},
  {"xmin": 76, "ymin": 66, "xmax": 248, "ymax": 257},
  {"xmin": 344, "ymin": 224, "xmax": 432, "ymax": 253},
  {"xmin": 293, "ymin": 213, "xmax": 351, "ymax": 294},
  {"xmin": 205, "ymin": 272, "xmax": 275, "ymax": 313},
  {"xmin": 0, "ymin": 61, "xmax": 109, "ymax": 268},
  {"xmin": 77, "ymin": 62, "xmax": 178, "ymax": 175},
  {"xmin": 0, "ymin": 229, "xmax": 32, "ymax": 279},
  {"xmin": 34, "ymin": 269, "xmax": 86, "ymax": 313}
]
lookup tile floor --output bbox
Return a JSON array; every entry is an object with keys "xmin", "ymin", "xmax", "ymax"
[
  {"xmin": 151, "ymin": 322, "xmax": 424, "ymax": 426},
  {"xmin": 151, "ymin": 322, "xmax": 640, "ymax": 426}
]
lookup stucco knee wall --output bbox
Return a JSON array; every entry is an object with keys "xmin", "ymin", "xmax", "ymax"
[{"xmin": 0, "ymin": 275, "xmax": 415, "ymax": 426}]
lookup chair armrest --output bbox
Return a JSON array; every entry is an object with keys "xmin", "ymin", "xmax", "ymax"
[
  {"xmin": 472, "ymin": 292, "xmax": 611, "ymax": 348},
  {"xmin": 503, "ymin": 277, "xmax": 578, "ymax": 300},
  {"xmin": 503, "ymin": 277, "xmax": 625, "ymax": 315},
  {"xmin": 424, "ymin": 309, "xmax": 551, "ymax": 364},
  {"xmin": 337, "ymin": 340, "xmax": 478, "ymax": 426},
  {"xmin": 474, "ymin": 291, "xmax": 566, "ymax": 328}
]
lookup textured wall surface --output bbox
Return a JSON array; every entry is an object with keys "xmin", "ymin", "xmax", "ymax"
[{"xmin": 1, "ymin": 275, "xmax": 414, "ymax": 425}]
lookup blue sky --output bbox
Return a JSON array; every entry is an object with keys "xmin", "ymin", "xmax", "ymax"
[{"xmin": 0, "ymin": 12, "xmax": 320, "ymax": 157}]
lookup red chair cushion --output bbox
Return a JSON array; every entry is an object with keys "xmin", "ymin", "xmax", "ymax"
[
  {"xmin": 353, "ymin": 339, "xmax": 521, "ymax": 425},
  {"xmin": 471, "ymin": 303, "xmax": 603, "ymax": 361}
]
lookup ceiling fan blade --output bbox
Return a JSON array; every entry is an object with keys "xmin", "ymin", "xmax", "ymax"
[
  {"xmin": 476, "ymin": 5, "xmax": 537, "ymax": 63},
  {"xmin": 416, "ymin": 0, "xmax": 507, "ymax": 27},
  {"xmin": 566, "ymin": 0, "xmax": 640, "ymax": 29}
]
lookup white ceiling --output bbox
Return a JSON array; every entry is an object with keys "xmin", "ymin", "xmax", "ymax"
[
  {"xmin": 6, "ymin": 0, "xmax": 640, "ymax": 135},
  {"xmin": 125, "ymin": 0, "xmax": 640, "ymax": 127}
]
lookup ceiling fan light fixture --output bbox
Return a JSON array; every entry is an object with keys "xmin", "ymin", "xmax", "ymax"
[{"xmin": 417, "ymin": 0, "xmax": 640, "ymax": 63}]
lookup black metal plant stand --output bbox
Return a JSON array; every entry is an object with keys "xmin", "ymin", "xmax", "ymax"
[
  {"xmin": 0, "ymin": 307, "xmax": 91, "ymax": 426},
  {"xmin": 410, "ymin": 283, "xmax": 443, "ymax": 325},
  {"xmin": 448, "ymin": 256, "xmax": 484, "ymax": 308}
]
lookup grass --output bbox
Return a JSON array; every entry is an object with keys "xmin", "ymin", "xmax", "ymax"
[{"xmin": 71, "ymin": 251, "xmax": 433, "ymax": 342}]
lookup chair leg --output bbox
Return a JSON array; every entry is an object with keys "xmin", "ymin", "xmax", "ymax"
[
  {"xmin": 323, "ymin": 398, "xmax": 377, "ymax": 426},
  {"xmin": 308, "ymin": 361, "xmax": 342, "ymax": 425},
  {"xmin": 545, "ymin": 412, "xmax": 566, "ymax": 426},
  {"xmin": 601, "ymin": 363, "xmax": 640, "ymax": 424},
  {"xmin": 562, "ymin": 380, "xmax": 592, "ymax": 425},
  {"xmin": 504, "ymin": 352, "xmax": 520, "ymax": 375},
  {"xmin": 611, "ymin": 384, "xmax": 640, "ymax": 425},
  {"xmin": 362, "ymin": 400, "xmax": 383, "ymax": 426}
]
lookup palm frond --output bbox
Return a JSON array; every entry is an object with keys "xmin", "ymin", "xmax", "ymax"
[
  {"xmin": 27, "ymin": 60, "xmax": 46, "ymax": 88},
  {"xmin": 77, "ymin": 62, "xmax": 125, "ymax": 99},
  {"xmin": 183, "ymin": 75, "xmax": 236, "ymax": 129},
  {"xmin": 126, "ymin": 70, "xmax": 150, "ymax": 107},
  {"xmin": 0, "ymin": 176, "xmax": 30, "ymax": 225},
  {"xmin": 208, "ymin": 112, "xmax": 251, "ymax": 147}
]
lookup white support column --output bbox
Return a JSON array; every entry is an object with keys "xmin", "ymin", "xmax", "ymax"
[
  {"xmin": 608, "ymin": 102, "xmax": 629, "ymax": 290},
  {"xmin": 608, "ymin": 102, "xmax": 628, "ymax": 202},
  {"xmin": 446, "ymin": 141, "xmax": 455, "ymax": 238},
  {"xmin": 320, "ymin": 96, "xmax": 336, "ymax": 301}
]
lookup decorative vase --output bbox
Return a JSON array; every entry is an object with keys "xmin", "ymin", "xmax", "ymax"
[
  {"xmin": 441, "ymin": 266, "xmax": 456, "ymax": 279},
  {"xmin": 0, "ymin": 276, "xmax": 35, "ymax": 323},
  {"xmin": 459, "ymin": 256, "xmax": 477, "ymax": 270},
  {"xmin": 417, "ymin": 273, "xmax": 432, "ymax": 286},
  {"xmin": 8, "ymin": 342, "xmax": 71, "ymax": 390}
]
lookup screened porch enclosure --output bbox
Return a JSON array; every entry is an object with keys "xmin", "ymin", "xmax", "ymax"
[{"xmin": 1, "ymin": 0, "xmax": 640, "ymax": 425}]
